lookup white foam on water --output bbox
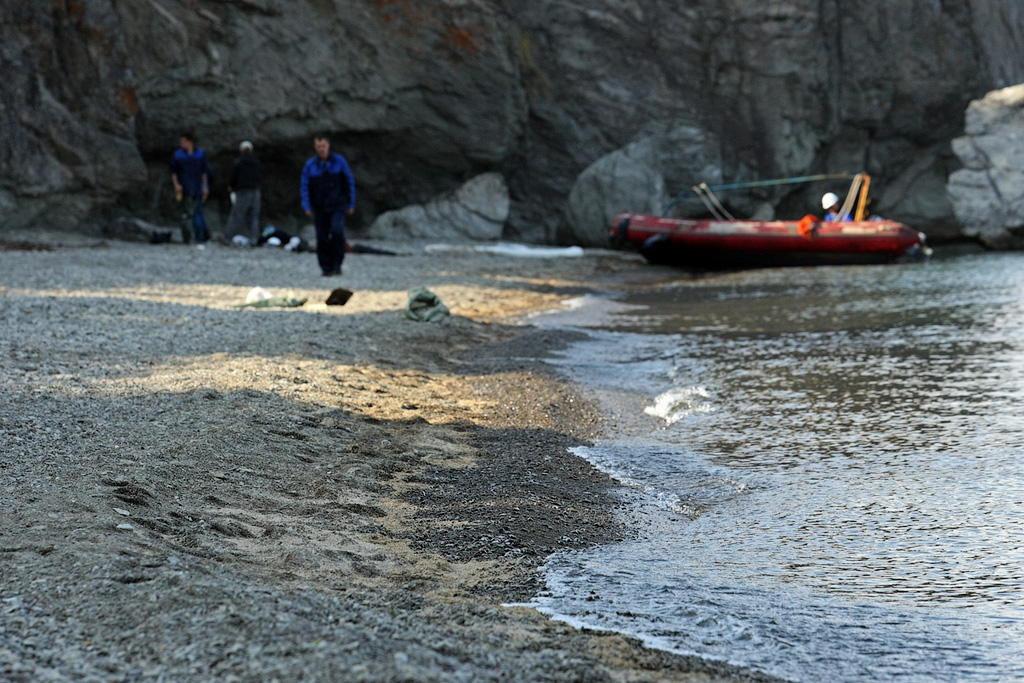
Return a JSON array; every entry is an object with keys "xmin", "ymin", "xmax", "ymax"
[{"xmin": 643, "ymin": 385, "xmax": 714, "ymax": 424}]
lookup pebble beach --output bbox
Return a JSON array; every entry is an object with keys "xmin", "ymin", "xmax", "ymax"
[{"xmin": 0, "ymin": 232, "xmax": 773, "ymax": 682}]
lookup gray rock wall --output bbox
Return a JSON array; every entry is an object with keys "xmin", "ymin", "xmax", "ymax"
[
  {"xmin": 0, "ymin": 1, "xmax": 145, "ymax": 230},
  {"xmin": 514, "ymin": 1, "xmax": 1018, "ymax": 244},
  {"xmin": 2, "ymin": 1, "xmax": 1024, "ymax": 246}
]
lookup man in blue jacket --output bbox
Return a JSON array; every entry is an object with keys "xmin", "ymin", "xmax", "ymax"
[
  {"xmin": 300, "ymin": 134, "xmax": 355, "ymax": 276},
  {"xmin": 170, "ymin": 132, "xmax": 212, "ymax": 244}
]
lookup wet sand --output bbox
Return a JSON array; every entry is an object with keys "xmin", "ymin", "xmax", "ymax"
[{"xmin": 0, "ymin": 232, "xmax": 778, "ymax": 681}]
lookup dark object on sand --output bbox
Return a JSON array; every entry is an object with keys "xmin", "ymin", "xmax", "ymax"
[
  {"xmin": 150, "ymin": 230, "xmax": 173, "ymax": 244},
  {"xmin": 0, "ymin": 239, "xmax": 54, "ymax": 252},
  {"xmin": 326, "ymin": 288, "xmax": 354, "ymax": 306},
  {"xmin": 347, "ymin": 242, "xmax": 401, "ymax": 256}
]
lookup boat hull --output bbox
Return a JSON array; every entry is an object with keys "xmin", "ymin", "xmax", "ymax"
[{"xmin": 611, "ymin": 213, "xmax": 928, "ymax": 269}]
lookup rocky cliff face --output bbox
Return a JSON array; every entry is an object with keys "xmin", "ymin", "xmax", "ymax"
[
  {"xmin": 523, "ymin": 1, "xmax": 1024, "ymax": 244},
  {"xmin": 115, "ymin": 0, "xmax": 525, "ymax": 228},
  {"xmin": 0, "ymin": 2, "xmax": 145, "ymax": 230},
  {"xmin": 3, "ymin": 1, "xmax": 1023, "ymax": 245}
]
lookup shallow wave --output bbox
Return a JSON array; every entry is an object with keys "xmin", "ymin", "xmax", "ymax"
[{"xmin": 534, "ymin": 253, "xmax": 1024, "ymax": 682}]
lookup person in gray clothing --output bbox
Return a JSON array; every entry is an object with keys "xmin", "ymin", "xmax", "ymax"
[{"xmin": 226, "ymin": 140, "xmax": 262, "ymax": 244}]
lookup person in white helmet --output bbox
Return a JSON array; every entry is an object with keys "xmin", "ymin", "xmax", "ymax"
[{"xmin": 821, "ymin": 192, "xmax": 850, "ymax": 222}]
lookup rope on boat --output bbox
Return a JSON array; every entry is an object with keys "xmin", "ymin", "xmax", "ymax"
[
  {"xmin": 838, "ymin": 173, "xmax": 871, "ymax": 221},
  {"xmin": 668, "ymin": 172, "xmax": 874, "ymax": 222},
  {"xmin": 666, "ymin": 173, "xmax": 853, "ymax": 214},
  {"xmin": 702, "ymin": 173, "xmax": 854, "ymax": 192},
  {"xmin": 691, "ymin": 184, "xmax": 723, "ymax": 219},
  {"xmin": 692, "ymin": 183, "xmax": 736, "ymax": 220}
]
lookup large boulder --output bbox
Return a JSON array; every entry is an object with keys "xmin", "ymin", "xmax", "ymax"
[
  {"xmin": 366, "ymin": 173, "xmax": 509, "ymax": 242},
  {"xmin": 567, "ymin": 140, "xmax": 667, "ymax": 248},
  {"xmin": 947, "ymin": 84, "xmax": 1024, "ymax": 248},
  {"xmin": 565, "ymin": 124, "xmax": 723, "ymax": 246}
]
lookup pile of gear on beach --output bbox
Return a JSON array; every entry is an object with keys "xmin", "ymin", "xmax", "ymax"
[
  {"xmin": 234, "ymin": 284, "xmax": 450, "ymax": 325},
  {"xmin": 230, "ymin": 226, "xmax": 308, "ymax": 251}
]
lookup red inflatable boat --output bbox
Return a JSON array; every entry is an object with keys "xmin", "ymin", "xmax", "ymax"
[
  {"xmin": 611, "ymin": 172, "xmax": 931, "ymax": 268},
  {"xmin": 610, "ymin": 213, "xmax": 929, "ymax": 268}
]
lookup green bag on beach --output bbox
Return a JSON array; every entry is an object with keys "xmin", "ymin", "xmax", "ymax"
[{"xmin": 404, "ymin": 286, "xmax": 449, "ymax": 322}]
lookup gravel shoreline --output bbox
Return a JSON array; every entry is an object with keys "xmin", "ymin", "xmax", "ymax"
[{"xmin": 1, "ymin": 233, "xmax": 780, "ymax": 681}]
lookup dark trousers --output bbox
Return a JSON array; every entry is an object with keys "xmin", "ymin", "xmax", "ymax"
[
  {"xmin": 314, "ymin": 209, "xmax": 346, "ymax": 274},
  {"xmin": 226, "ymin": 189, "xmax": 261, "ymax": 243},
  {"xmin": 180, "ymin": 195, "xmax": 209, "ymax": 243}
]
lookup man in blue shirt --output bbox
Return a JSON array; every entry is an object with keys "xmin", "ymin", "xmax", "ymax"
[
  {"xmin": 300, "ymin": 134, "xmax": 355, "ymax": 276},
  {"xmin": 170, "ymin": 132, "xmax": 212, "ymax": 243}
]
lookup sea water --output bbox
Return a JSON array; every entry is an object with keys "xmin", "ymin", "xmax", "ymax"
[{"xmin": 529, "ymin": 251, "xmax": 1024, "ymax": 682}]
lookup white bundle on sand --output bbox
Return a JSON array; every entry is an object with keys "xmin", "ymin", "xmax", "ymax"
[
  {"xmin": 425, "ymin": 242, "xmax": 584, "ymax": 258},
  {"xmin": 245, "ymin": 286, "xmax": 273, "ymax": 303}
]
